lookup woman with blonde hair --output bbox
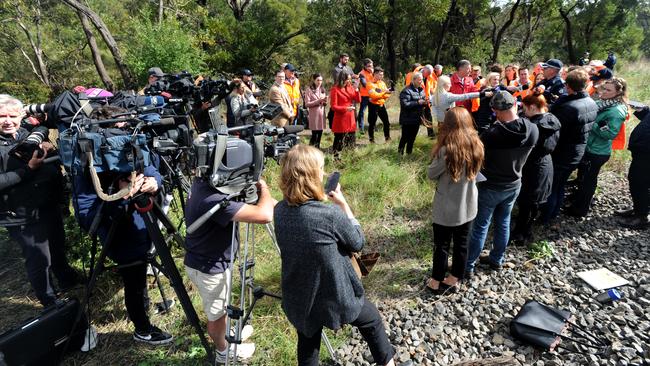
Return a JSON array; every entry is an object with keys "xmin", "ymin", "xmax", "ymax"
[
  {"xmin": 426, "ymin": 107, "xmax": 484, "ymax": 293},
  {"xmin": 274, "ymin": 144, "xmax": 399, "ymax": 366},
  {"xmin": 431, "ymin": 75, "xmax": 491, "ymax": 123}
]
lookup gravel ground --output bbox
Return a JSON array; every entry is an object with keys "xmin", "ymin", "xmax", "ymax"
[{"xmin": 336, "ymin": 171, "xmax": 650, "ymax": 366}]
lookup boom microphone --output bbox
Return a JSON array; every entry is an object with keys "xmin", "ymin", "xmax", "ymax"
[{"xmin": 282, "ymin": 125, "xmax": 304, "ymax": 134}]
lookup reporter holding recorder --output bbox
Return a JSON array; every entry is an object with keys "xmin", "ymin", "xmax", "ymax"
[{"xmin": 274, "ymin": 145, "xmax": 409, "ymax": 366}]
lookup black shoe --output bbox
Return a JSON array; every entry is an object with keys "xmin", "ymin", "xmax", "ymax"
[
  {"xmin": 619, "ymin": 215, "xmax": 650, "ymax": 230},
  {"xmin": 464, "ymin": 270, "xmax": 474, "ymax": 280},
  {"xmin": 479, "ymin": 255, "xmax": 502, "ymax": 271},
  {"xmin": 564, "ymin": 206, "xmax": 586, "ymax": 218},
  {"xmin": 133, "ymin": 326, "xmax": 173, "ymax": 345},
  {"xmin": 614, "ymin": 207, "xmax": 636, "ymax": 217}
]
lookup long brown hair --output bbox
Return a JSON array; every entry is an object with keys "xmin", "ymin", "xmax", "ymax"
[
  {"xmin": 279, "ymin": 145, "xmax": 326, "ymax": 206},
  {"xmin": 432, "ymin": 107, "xmax": 484, "ymax": 182}
]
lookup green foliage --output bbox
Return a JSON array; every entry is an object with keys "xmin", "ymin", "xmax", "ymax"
[
  {"xmin": 528, "ymin": 240, "xmax": 555, "ymax": 261},
  {"xmin": 125, "ymin": 16, "xmax": 207, "ymax": 84}
]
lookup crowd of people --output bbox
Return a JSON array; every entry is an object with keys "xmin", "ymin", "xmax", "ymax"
[{"xmin": 1, "ymin": 48, "xmax": 649, "ymax": 366}]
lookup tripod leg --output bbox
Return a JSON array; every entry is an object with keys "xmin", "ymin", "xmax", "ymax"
[
  {"xmin": 140, "ymin": 209, "xmax": 215, "ymax": 363},
  {"xmin": 321, "ymin": 331, "xmax": 339, "ymax": 364},
  {"xmin": 150, "ymin": 263, "xmax": 173, "ymax": 313},
  {"xmin": 264, "ymin": 223, "xmax": 281, "ymax": 256}
]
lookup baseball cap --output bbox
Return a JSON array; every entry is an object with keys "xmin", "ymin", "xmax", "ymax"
[
  {"xmin": 284, "ymin": 63, "xmax": 297, "ymax": 72},
  {"xmin": 148, "ymin": 67, "xmax": 164, "ymax": 77},
  {"xmin": 241, "ymin": 69, "xmax": 253, "ymax": 76},
  {"xmin": 490, "ymin": 91, "xmax": 516, "ymax": 111},
  {"xmin": 541, "ymin": 59, "xmax": 563, "ymax": 70},
  {"xmin": 590, "ymin": 68, "xmax": 613, "ymax": 82}
]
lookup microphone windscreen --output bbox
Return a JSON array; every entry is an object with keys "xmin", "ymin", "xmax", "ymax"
[
  {"xmin": 282, "ymin": 125, "xmax": 304, "ymax": 134},
  {"xmin": 158, "ymin": 117, "xmax": 176, "ymax": 126}
]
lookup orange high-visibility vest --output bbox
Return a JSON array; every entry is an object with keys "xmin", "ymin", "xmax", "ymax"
[{"xmin": 359, "ymin": 69, "xmax": 375, "ymax": 97}]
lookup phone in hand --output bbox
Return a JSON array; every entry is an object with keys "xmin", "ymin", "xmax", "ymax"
[{"xmin": 325, "ymin": 171, "xmax": 341, "ymax": 194}]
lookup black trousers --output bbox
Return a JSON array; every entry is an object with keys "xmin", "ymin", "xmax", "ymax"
[
  {"xmin": 571, "ymin": 152, "xmax": 610, "ymax": 216},
  {"xmin": 398, "ymin": 124, "xmax": 419, "ymax": 154},
  {"xmin": 8, "ymin": 207, "xmax": 77, "ymax": 306},
  {"xmin": 309, "ymin": 130, "xmax": 323, "ymax": 148},
  {"xmin": 296, "ymin": 298, "xmax": 394, "ymax": 366},
  {"xmin": 629, "ymin": 152, "xmax": 650, "ymax": 216},
  {"xmin": 333, "ymin": 132, "xmax": 356, "ymax": 154},
  {"xmin": 368, "ymin": 103, "xmax": 390, "ymax": 142},
  {"xmin": 117, "ymin": 262, "xmax": 152, "ymax": 333},
  {"xmin": 431, "ymin": 221, "xmax": 471, "ymax": 281},
  {"xmin": 512, "ymin": 201, "xmax": 540, "ymax": 239}
]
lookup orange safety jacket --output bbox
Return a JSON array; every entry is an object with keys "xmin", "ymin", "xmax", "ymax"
[
  {"xmin": 471, "ymin": 78, "xmax": 483, "ymax": 113},
  {"xmin": 359, "ymin": 69, "xmax": 375, "ymax": 97},
  {"xmin": 511, "ymin": 79, "xmax": 533, "ymax": 100},
  {"xmin": 283, "ymin": 78, "xmax": 301, "ymax": 116},
  {"xmin": 368, "ymin": 80, "xmax": 391, "ymax": 106}
]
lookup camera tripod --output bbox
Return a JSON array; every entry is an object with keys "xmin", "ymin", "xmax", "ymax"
[
  {"xmin": 187, "ymin": 193, "xmax": 339, "ymax": 366},
  {"xmin": 72, "ymin": 193, "xmax": 215, "ymax": 364}
]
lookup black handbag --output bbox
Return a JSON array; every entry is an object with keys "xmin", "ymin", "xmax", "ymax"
[{"xmin": 510, "ymin": 300, "xmax": 610, "ymax": 354}]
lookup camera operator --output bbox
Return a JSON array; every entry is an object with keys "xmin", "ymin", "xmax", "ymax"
[
  {"xmin": 240, "ymin": 69, "xmax": 263, "ymax": 98},
  {"xmin": 71, "ymin": 106, "xmax": 173, "ymax": 345},
  {"xmin": 138, "ymin": 67, "xmax": 165, "ymax": 96},
  {"xmin": 0, "ymin": 94, "xmax": 79, "ymax": 307},
  {"xmin": 184, "ymin": 176, "xmax": 275, "ymax": 363},
  {"xmin": 274, "ymin": 145, "xmax": 407, "ymax": 366},
  {"xmin": 230, "ymin": 79, "xmax": 259, "ymax": 127}
]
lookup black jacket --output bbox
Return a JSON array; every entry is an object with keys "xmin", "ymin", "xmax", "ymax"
[
  {"xmin": 399, "ymin": 85, "xmax": 425, "ymax": 126},
  {"xmin": 0, "ymin": 129, "xmax": 63, "ymax": 224},
  {"xmin": 550, "ymin": 91, "xmax": 598, "ymax": 166},
  {"xmin": 480, "ymin": 117, "xmax": 539, "ymax": 191},
  {"xmin": 536, "ymin": 75, "xmax": 567, "ymax": 106},
  {"xmin": 520, "ymin": 113, "xmax": 562, "ymax": 204},
  {"xmin": 629, "ymin": 107, "xmax": 650, "ymax": 156},
  {"xmin": 474, "ymin": 86, "xmax": 505, "ymax": 133}
]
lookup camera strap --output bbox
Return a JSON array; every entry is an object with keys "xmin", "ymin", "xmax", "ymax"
[
  {"xmin": 210, "ymin": 125, "xmax": 228, "ymax": 186},
  {"xmin": 85, "ymin": 150, "xmax": 136, "ymax": 202}
]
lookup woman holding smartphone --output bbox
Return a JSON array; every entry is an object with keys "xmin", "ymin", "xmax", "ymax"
[{"xmin": 274, "ymin": 145, "xmax": 403, "ymax": 366}]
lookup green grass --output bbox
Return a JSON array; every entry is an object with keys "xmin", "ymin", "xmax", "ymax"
[
  {"xmin": 527, "ymin": 240, "xmax": 555, "ymax": 261},
  {"xmin": 1, "ymin": 60, "xmax": 649, "ymax": 365}
]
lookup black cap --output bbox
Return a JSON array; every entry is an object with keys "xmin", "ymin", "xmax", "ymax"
[
  {"xmin": 147, "ymin": 67, "xmax": 164, "ymax": 77},
  {"xmin": 541, "ymin": 59, "xmax": 563, "ymax": 70},
  {"xmin": 241, "ymin": 69, "xmax": 253, "ymax": 76},
  {"xmin": 284, "ymin": 63, "xmax": 297, "ymax": 72},
  {"xmin": 590, "ymin": 68, "xmax": 613, "ymax": 82}
]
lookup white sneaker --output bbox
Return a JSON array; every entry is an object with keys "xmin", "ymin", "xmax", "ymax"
[
  {"xmin": 80, "ymin": 326, "xmax": 98, "ymax": 352},
  {"xmin": 214, "ymin": 343, "xmax": 256, "ymax": 364}
]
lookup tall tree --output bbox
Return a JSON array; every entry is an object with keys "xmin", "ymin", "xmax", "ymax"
[
  {"xmin": 60, "ymin": 0, "xmax": 135, "ymax": 89},
  {"xmin": 558, "ymin": 0, "xmax": 579, "ymax": 63},
  {"xmin": 77, "ymin": 11, "xmax": 114, "ymax": 90},
  {"xmin": 489, "ymin": 0, "xmax": 521, "ymax": 63}
]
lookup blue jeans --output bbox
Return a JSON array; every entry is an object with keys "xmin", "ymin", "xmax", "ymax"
[
  {"xmin": 466, "ymin": 185, "xmax": 521, "ymax": 272},
  {"xmin": 542, "ymin": 163, "xmax": 577, "ymax": 223},
  {"xmin": 357, "ymin": 96, "xmax": 369, "ymax": 131}
]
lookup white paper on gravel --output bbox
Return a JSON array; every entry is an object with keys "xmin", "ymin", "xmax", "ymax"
[{"xmin": 577, "ymin": 268, "xmax": 629, "ymax": 291}]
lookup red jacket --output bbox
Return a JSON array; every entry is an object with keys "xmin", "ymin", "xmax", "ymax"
[
  {"xmin": 449, "ymin": 73, "xmax": 477, "ymax": 110},
  {"xmin": 330, "ymin": 84, "xmax": 361, "ymax": 133}
]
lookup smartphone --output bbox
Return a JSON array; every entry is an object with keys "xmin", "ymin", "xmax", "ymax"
[{"xmin": 325, "ymin": 171, "xmax": 341, "ymax": 194}]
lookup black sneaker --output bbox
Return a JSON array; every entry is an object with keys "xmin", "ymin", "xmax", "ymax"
[
  {"xmin": 479, "ymin": 255, "xmax": 502, "ymax": 271},
  {"xmin": 133, "ymin": 326, "xmax": 173, "ymax": 345}
]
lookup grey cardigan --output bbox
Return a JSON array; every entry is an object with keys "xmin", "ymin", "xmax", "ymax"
[
  {"xmin": 428, "ymin": 147, "xmax": 478, "ymax": 226},
  {"xmin": 274, "ymin": 200, "xmax": 365, "ymax": 337},
  {"xmin": 431, "ymin": 91, "xmax": 480, "ymax": 122}
]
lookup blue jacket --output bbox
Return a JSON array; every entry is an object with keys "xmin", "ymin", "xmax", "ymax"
[
  {"xmin": 72, "ymin": 163, "xmax": 162, "ymax": 264},
  {"xmin": 536, "ymin": 75, "xmax": 567, "ymax": 106}
]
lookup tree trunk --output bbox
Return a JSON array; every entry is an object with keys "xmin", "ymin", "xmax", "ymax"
[
  {"xmin": 228, "ymin": 0, "xmax": 252, "ymax": 21},
  {"xmin": 559, "ymin": 3, "xmax": 578, "ymax": 64},
  {"xmin": 158, "ymin": 0, "xmax": 164, "ymax": 25},
  {"xmin": 61, "ymin": 0, "xmax": 135, "ymax": 89},
  {"xmin": 386, "ymin": 0, "xmax": 397, "ymax": 82},
  {"xmin": 434, "ymin": 0, "xmax": 457, "ymax": 65},
  {"xmin": 13, "ymin": 0, "xmax": 50, "ymax": 88},
  {"xmin": 490, "ymin": 0, "xmax": 521, "ymax": 63},
  {"xmin": 77, "ymin": 11, "xmax": 114, "ymax": 91}
]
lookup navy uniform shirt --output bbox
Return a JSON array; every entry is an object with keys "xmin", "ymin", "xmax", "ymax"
[
  {"xmin": 184, "ymin": 178, "xmax": 245, "ymax": 274},
  {"xmin": 536, "ymin": 75, "xmax": 566, "ymax": 106}
]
